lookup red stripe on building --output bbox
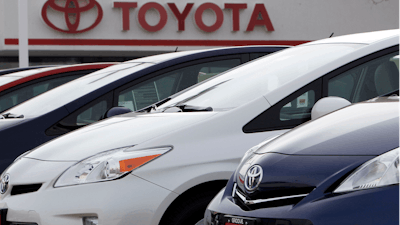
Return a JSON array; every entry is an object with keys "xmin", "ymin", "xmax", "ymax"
[{"xmin": 5, "ymin": 38, "xmax": 310, "ymax": 46}]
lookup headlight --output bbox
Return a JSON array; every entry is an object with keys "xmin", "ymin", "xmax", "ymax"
[
  {"xmin": 54, "ymin": 146, "xmax": 172, "ymax": 187},
  {"xmin": 334, "ymin": 148, "xmax": 399, "ymax": 193}
]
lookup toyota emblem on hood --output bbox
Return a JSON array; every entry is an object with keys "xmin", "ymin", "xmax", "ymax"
[
  {"xmin": 244, "ymin": 165, "xmax": 263, "ymax": 192},
  {"xmin": 0, "ymin": 174, "xmax": 10, "ymax": 194}
]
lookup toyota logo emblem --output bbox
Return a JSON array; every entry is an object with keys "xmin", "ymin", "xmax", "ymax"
[
  {"xmin": 244, "ymin": 165, "xmax": 263, "ymax": 192},
  {"xmin": 42, "ymin": 0, "xmax": 103, "ymax": 34},
  {"xmin": 0, "ymin": 174, "xmax": 10, "ymax": 194}
]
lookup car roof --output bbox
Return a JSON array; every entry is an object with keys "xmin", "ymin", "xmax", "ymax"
[
  {"xmin": 3, "ymin": 46, "xmax": 286, "ymax": 117},
  {"xmin": 264, "ymin": 30, "xmax": 399, "ymax": 106},
  {"xmin": 0, "ymin": 66, "xmax": 54, "ymax": 76},
  {"xmin": 305, "ymin": 29, "xmax": 399, "ymax": 45},
  {"xmin": 126, "ymin": 46, "xmax": 289, "ymax": 64},
  {"xmin": 0, "ymin": 62, "xmax": 117, "ymax": 92}
]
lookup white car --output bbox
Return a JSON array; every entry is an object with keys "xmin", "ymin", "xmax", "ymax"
[{"xmin": 0, "ymin": 30, "xmax": 398, "ymax": 225}]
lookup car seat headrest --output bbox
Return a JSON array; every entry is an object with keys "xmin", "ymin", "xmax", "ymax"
[{"xmin": 374, "ymin": 61, "xmax": 399, "ymax": 95}]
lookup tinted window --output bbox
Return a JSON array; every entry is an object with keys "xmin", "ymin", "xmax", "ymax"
[
  {"xmin": 76, "ymin": 100, "xmax": 108, "ymax": 125},
  {"xmin": 159, "ymin": 44, "xmax": 363, "ymax": 111},
  {"xmin": 328, "ymin": 72, "xmax": 356, "ymax": 101},
  {"xmin": 118, "ymin": 59, "xmax": 241, "ymax": 111},
  {"xmin": 47, "ymin": 59, "xmax": 242, "ymax": 135},
  {"xmin": 118, "ymin": 73, "xmax": 181, "ymax": 111},
  {"xmin": 328, "ymin": 52, "xmax": 399, "ymax": 102},
  {"xmin": 243, "ymin": 79, "xmax": 322, "ymax": 133},
  {"xmin": 244, "ymin": 48, "xmax": 399, "ymax": 133},
  {"xmin": 4, "ymin": 63, "xmax": 148, "ymax": 116},
  {"xmin": 46, "ymin": 92, "xmax": 113, "ymax": 136},
  {"xmin": 280, "ymin": 90, "xmax": 316, "ymax": 121},
  {"xmin": 0, "ymin": 73, "xmax": 86, "ymax": 112}
]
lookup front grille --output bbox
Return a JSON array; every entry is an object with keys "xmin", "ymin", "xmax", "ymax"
[
  {"xmin": 11, "ymin": 184, "xmax": 42, "ymax": 196},
  {"xmin": 233, "ymin": 185, "xmax": 313, "ymax": 211},
  {"xmin": 235, "ymin": 193, "xmax": 307, "ymax": 210},
  {"xmin": 252, "ymin": 186, "xmax": 316, "ymax": 200}
]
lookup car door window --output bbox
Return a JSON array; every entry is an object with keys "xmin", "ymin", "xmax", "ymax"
[
  {"xmin": 76, "ymin": 100, "xmax": 109, "ymax": 125},
  {"xmin": 117, "ymin": 59, "xmax": 241, "ymax": 111},
  {"xmin": 243, "ymin": 49, "xmax": 399, "ymax": 134},
  {"xmin": 0, "ymin": 71, "xmax": 94, "ymax": 112},
  {"xmin": 280, "ymin": 90, "xmax": 316, "ymax": 121},
  {"xmin": 46, "ymin": 92, "xmax": 113, "ymax": 136},
  {"xmin": 47, "ymin": 59, "xmax": 242, "ymax": 136},
  {"xmin": 243, "ymin": 79, "xmax": 322, "ymax": 133},
  {"xmin": 328, "ymin": 52, "xmax": 399, "ymax": 103}
]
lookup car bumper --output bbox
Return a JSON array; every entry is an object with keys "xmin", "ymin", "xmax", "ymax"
[
  {"xmin": 205, "ymin": 184, "xmax": 399, "ymax": 225},
  {"xmin": 0, "ymin": 174, "xmax": 177, "ymax": 225}
]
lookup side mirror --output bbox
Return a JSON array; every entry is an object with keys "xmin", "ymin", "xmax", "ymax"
[
  {"xmin": 390, "ymin": 55, "xmax": 399, "ymax": 68},
  {"xmin": 311, "ymin": 97, "xmax": 351, "ymax": 120},
  {"xmin": 101, "ymin": 106, "xmax": 133, "ymax": 120}
]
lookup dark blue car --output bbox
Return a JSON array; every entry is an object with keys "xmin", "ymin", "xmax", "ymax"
[
  {"xmin": 205, "ymin": 96, "xmax": 399, "ymax": 225},
  {"xmin": 0, "ymin": 46, "xmax": 286, "ymax": 172}
]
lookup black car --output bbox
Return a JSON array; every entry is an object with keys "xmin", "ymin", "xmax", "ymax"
[
  {"xmin": 205, "ymin": 96, "xmax": 399, "ymax": 225},
  {"xmin": 0, "ymin": 46, "xmax": 286, "ymax": 172}
]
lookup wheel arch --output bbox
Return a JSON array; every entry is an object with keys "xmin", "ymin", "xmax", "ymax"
[{"xmin": 158, "ymin": 179, "xmax": 229, "ymax": 225}]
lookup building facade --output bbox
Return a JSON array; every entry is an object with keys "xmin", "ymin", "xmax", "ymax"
[{"xmin": 0, "ymin": 0, "xmax": 398, "ymax": 69}]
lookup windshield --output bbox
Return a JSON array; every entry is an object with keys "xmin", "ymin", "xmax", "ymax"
[
  {"xmin": 159, "ymin": 44, "xmax": 364, "ymax": 111},
  {"xmin": 4, "ymin": 62, "xmax": 152, "ymax": 116}
]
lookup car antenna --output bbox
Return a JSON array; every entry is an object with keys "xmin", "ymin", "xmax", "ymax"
[
  {"xmin": 175, "ymin": 47, "xmax": 178, "ymax": 52},
  {"xmin": 329, "ymin": 32, "xmax": 334, "ymax": 38}
]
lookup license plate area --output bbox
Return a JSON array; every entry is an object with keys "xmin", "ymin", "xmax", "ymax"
[{"xmin": 223, "ymin": 215, "xmax": 258, "ymax": 225}]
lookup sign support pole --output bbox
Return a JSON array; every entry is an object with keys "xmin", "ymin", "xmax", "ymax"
[{"xmin": 18, "ymin": 0, "xmax": 29, "ymax": 68}]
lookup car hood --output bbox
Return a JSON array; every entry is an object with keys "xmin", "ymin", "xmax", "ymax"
[
  {"xmin": 25, "ymin": 111, "xmax": 218, "ymax": 161},
  {"xmin": 255, "ymin": 101, "xmax": 399, "ymax": 156},
  {"xmin": 235, "ymin": 153, "xmax": 374, "ymax": 200},
  {"xmin": 1, "ymin": 158, "xmax": 75, "ymax": 192},
  {"xmin": 233, "ymin": 99, "xmax": 399, "ymax": 202}
]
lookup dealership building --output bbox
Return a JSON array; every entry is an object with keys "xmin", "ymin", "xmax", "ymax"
[{"xmin": 0, "ymin": 0, "xmax": 398, "ymax": 69}]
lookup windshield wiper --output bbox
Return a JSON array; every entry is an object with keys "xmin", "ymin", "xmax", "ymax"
[
  {"xmin": 168, "ymin": 105, "xmax": 213, "ymax": 112},
  {"xmin": 139, "ymin": 98, "xmax": 172, "ymax": 113},
  {"xmin": 1, "ymin": 113, "xmax": 24, "ymax": 119}
]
